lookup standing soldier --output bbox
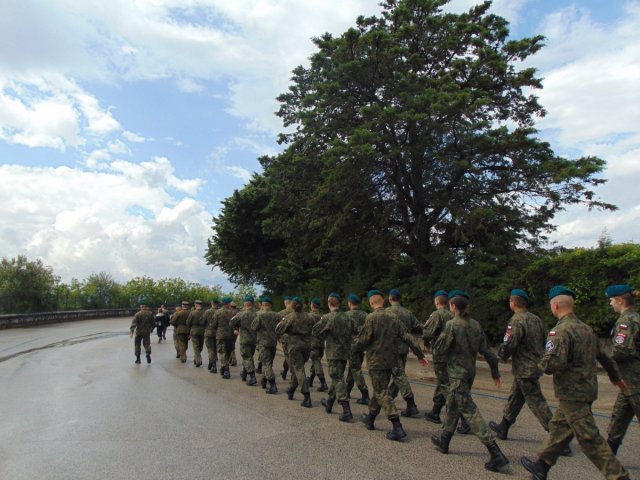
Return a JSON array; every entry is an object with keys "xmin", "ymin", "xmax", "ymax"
[
  {"xmin": 314, "ymin": 292, "xmax": 353, "ymax": 421},
  {"xmin": 252, "ymin": 296, "xmax": 281, "ymax": 394},
  {"xmin": 605, "ymin": 284, "xmax": 640, "ymax": 455},
  {"xmin": 130, "ymin": 301, "xmax": 155, "ymax": 364},
  {"xmin": 354, "ymin": 290, "xmax": 428, "ymax": 441},
  {"xmin": 203, "ymin": 298, "xmax": 220, "ymax": 373},
  {"xmin": 170, "ymin": 300, "xmax": 191, "ymax": 363},
  {"xmin": 278, "ymin": 295, "xmax": 293, "ymax": 380},
  {"xmin": 231, "ymin": 295, "xmax": 259, "ymax": 386},
  {"xmin": 308, "ymin": 298, "xmax": 328, "ymax": 392},
  {"xmin": 171, "ymin": 304, "xmax": 182, "ymax": 358},
  {"xmin": 387, "ymin": 288, "xmax": 423, "ymax": 418},
  {"xmin": 423, "ymin": 289, "xmax": 454, "ymax": 424},
  {"xmin": 186, "ymin": 300, "xmax": 206, "ymax": 367},
  {"xmin": 276, "ymin": 296, "xmax": 313, "ymax": 407},
  {"xmin": 345, "ymin": 293, "xmax": 370, "ymax": 405},
  {"xmin": 521, "ymin": 286, "xmax": 630, "ymax": 480},
  {"xmin": 489, "ymin": 289, "xmax": 555, "ymax": 442},
  {"xmin": 154, "ymin": 305, "xmax": 169, "ymax": 343},
  {"xmin": 211, "ymin": 296, "xmax": 236, "ymax": 379},
  {"xmin": 229, "ymin": 301, "xmax": 239, "ymax": 366}
]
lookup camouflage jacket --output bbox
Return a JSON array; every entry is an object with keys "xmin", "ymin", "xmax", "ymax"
[
  {"xmin": 309, "ymin": 310, "xmax": 324, "ymax": 349},
  {"xmin": 312, "ymin": 310, "xmax": 351, "ymax": 361},
  {"xmin": 353, "ymin": 307, "xmax": 424, "ymax": 370},
  {"xmin": 203, "ymin": 307, "xmax": 217, "ymax": 337},
  {"xmin": 130, "ymin": 310, "xmax": 155, "ymax": 335},
  {"xmin": 433, "ymin": 315, "xmax": 500, "ymax": 383},
  {"xmin": 498, "ymin": 311, "xmax": 547, "ymax": 379},
  {"xmin": 230, "ymin": 308, "xmax": 257, "ymax": 345},
  {"xmin": 277, "ymin": 308, "xmax": 291, "ymax": 343},
  {"xmin": 276, "ymin": 311, "xmax": 312, "ymax": 351},
  {"xmin": 210, "ymin": 305, "xmax": 235, "ymax": 340},
  {"xmin": 541, "ymin": 313, "xmax": 621, "ymax": 402},
  {"xmin": 170, "ymin": 308, "xmax": 191, "ymax": 334},
  {"xmin": 346, "ymin": 309, "xmax": 368, "ymax": 339},
  {"xmin": 186, "ymin": 308, "xmax": 206, "ymax": 336},
  {"xmin": 251, "ymin": 309, "xmax": 280, "ymax": 348},
  {"xmin": 423, "ymin": 307, "xmax": 454, "ymax": 363},
  {"xmin": 611, "ymin": 309, "xmax": 640, "ymax": 395},
  {"xmin": 386, "ymin": 304, "xmax": 422, "ymax": 356}
]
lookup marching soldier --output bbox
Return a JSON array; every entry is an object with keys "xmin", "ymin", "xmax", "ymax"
[
  {"xmin": 171, "ymin": 304, "xmax": 182, "ymax": 358},
  {"xmin": 170, "ymin": 300, "xmax": 191, "ymax": 363},
  {"xmin": 130, "ymin": 301, "xmax": 155, "ymax": 364},
  {"xmin": 308, "ymin": 298, "xmax": 328, "ymax": 392},
  {"xmin": 345, "ymin": 293, "xmax": 370, "ymax": 405},
  {"xmin": 203, "ymin": 298, "xmax": 220, "ymax": 373},
  {"xmin": 186, "ymin": 300, "xmax": 206, "ymax": 367},
  {"xmin": 251, "ymin": 296, "xmax": 281, "ymax": 394},
  {"xmin": 211, "ymin": 297, "xmax": 236, "ymax": 379},
  {"xmin": 279, "ymin": 295, "xmax": 294, "ymax": 380},
  {"xmin": 230, "ymin": 295, "xmax": 258, "ymax": 386}
]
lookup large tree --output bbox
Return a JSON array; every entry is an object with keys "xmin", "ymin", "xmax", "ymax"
[{"xmin": 0, "ymin": 255, "xmax": 59, "ymax": 313}]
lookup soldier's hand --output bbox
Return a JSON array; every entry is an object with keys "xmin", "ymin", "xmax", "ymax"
[
  {"xmin": 419, "ymin": 358, "xmax": 429, "ymax": 367},
  {"xmin": 234, "ymin": 330, "xmax": 240, "ymax": 336},
  {"xmin": 493, "ymin": 378, "xmax": 502, "ymax": 388},
  {"xmin": 614, "ymin": 380, "xmax": 629, "ymax": 392}
]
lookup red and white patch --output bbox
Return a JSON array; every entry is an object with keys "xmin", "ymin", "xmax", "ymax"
[
  {"xmin": 619, "ymin": 324, "xmax": 628, "ymax": 330},
  {"xmin": 548, "ymin": 331, "xmax": 556, "ymax": 337},
  {"xmin": 503, "ymin": 333, "xmax": 512, "ymax": 343},
  {"xmin": 615, "ymin": 333, "xmax": 627, "ymax": 345}
]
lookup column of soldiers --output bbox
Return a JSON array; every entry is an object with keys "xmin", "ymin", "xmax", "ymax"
[{"xmin": 130, "ymin": 282, "xmax": 638, "ymax": 480}]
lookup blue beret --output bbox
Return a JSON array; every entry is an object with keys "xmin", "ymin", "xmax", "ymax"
[
  {"xmin": 347, "ymin": 293, "xmax": 361, "ymax": 304},
  {"xmin": 389, "ymin": 288, "xmax": 401, "ymax": 297},
  {"xmin": 244, "ymin": 294, "xmax": 254, "ymax": 302},
  {"xmin": 139, "ymin": 300, "xmax": 148, "ymax": 306},
  {"xmin": 448, "ymin": 289, "xmax": 470, "ymax": 299},
  {"xmin": 260, "ymin": 296, "xmax": 273, "ymax": 304},
  {"xmin": 367, "ymin": 289, "xmax": 384, "ymax": 299},
  {"xmin": 283, "ymin": 295, "xmax": 292, "ymax": 301},
  {"xmin": 311, "ymin": 297, "xmax": 321, "ymax": 306},
  {"xmin": 510, "ymin": 289, "xmax": 529, "ymax": 300},
  {"xmin": 605, "ymin": 284, "xmax": 634, "ymax": 298},
  {"xmin": 291, "ymin": 296, "xmax": 304, "ymax": 304},
  {"xmin": 221, "ymin": 296, "xmax": 232, "ymax": 304},
  {"xmin": 548, "ymin": 285, "xmax": 576, "ymax": 300},
  {"xmin": 328, "ymin": 292, "xmax": 341, "ymax": 301},
  {"xmin": 433, "ymin": 290, "xmax": 448, "ymax": 298}
]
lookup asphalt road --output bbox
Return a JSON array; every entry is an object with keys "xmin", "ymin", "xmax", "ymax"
[{"xmin": 0, "ymin": 318, "xmax": 637, "ymax": 480}]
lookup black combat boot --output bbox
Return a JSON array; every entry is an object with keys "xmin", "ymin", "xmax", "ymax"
[
  {"xmin": 317, "ymin": 376, "xmax": 328, "ymax": 392},
  {"xmin": 457, "ymin": 416, "xmax": 471, "ymax": 434},
  {"xmin": 210, "ymin": 364, "xmax": 217, "ymax": 374},
  {"xmin": 240, "ymin": 369, "xmax": 247, "ymax": 382},
  {"xmin": 287, "ymin": 387, "xmax": 295, "ymax": 400},
  {"xmin": 361, "ymin": 413, "xmax": 376, "ymax": 430},
  {"xmin": 175, "ymin": 353, "xmax": 180, "ymax": 359},
  {"xmin": 256, "ymin": 362, "xmax": 262, "ymax": 374},
  {"xmin": 222, "ymin": 366, "xmax": 231, "ymax": 379},
  {"xmin": 607, "ymin": 438, "xmax": 620, "ymax": 455},
  {"xmin": 146, "ymin": 354, "xmax": 151, "ymax": 364},
  {"xmin": 339, "ymin": 401, "xmax": 353, "ymax": 422},
  {"xmin": 208, "ymin": 362, "xmax": 213, "ymax": 371},
  {"xmin": 560, "ymin": 444, "xmax": 573, "ymax": 457},
  {"xmin": 484, "ymin": 440, "xmax": 509, "ymax": 472},
  {"xmin": 431, "ymin": 429, "xmax": 453, "ymax": 454},
  {"xmin": 260, "ymin": 376, "xmax": 268, "ymax": 389},
  {"xmin": 346, "ymin": 377, "xmax": 354, "ymax": 399},
  {"xmin": 424, "ymin": 409, "xmax": 442, "ymax": 424},
  {"xmin": 135, "ymin": 354, "xmax": 141, "ymax": 364},
  {"xmin": 230, "ymin": 354, "xmax": 237, "ymax": 366},
  {"xmin": 489, "ymin": 417, "xmax": 511, "ymax": 440},
  {"xmin": 301, "ymin": 392, "xmax": 312, "ymax": 408},
  {"xmin": 400, "ymin": 395, "xmax": 419, "ymax": 417},
  {"xmin": 247, "ymin": 372, "xmax": 257, "ymax": 386},
  {"xmin": 356, "ymin": 388, "xmax": 370, "ymax": 405},
  {"xmin": 266, "ymin": 379, "xmax": 278, "ymax": 394},
  {"xmin": 386, "ymin": 417, "xmax": 407, "ymax": 441},
  {"xmin": 520, "ymin": 457, "xmax": 549, "ymax": 480},
  {"xmin": 321, "ymin": 397, "xmax": 335, "ymax": 414},
  {"xmin": 307, "ymin": 373, "xmax": 316, "ymax": 388},
  {"xmin": 280, "ymin": 367, "xmax": 288, "ymax": 380}
]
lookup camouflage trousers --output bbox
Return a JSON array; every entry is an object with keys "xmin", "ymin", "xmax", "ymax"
[
  {"xmin": 389, "ymin": 353, "xmax": 414, "ymax": 400},
  {"xmin": 289, "ymin": 346, "xmax": 311, "ymax": 394},
  {"xmin": 173, "ymin": 329, "xmax": 180, "ymax": 355},
  {"xmin": 281, "ymin": 341, "xmax": 289, "ymax": 372},
  {"xmin": 259, "ymin": 345, "xmax": 277, "ymax": 381},
  {"xmin": 240, "ymin": 343, "xmax": 256, "ymax": 374},
  {"xmin": 369, "ymin": 369, "xmax": 398, "ymax": 419},
  {"xmin": 309, "ymin": 344, "xmax": 325, "ymax": 379},
  {"xmin": 175, "ymin": 333, "xmax": 189, "ymax": 362},
  {"xmin": 217, "ymin": 337, "xmax": 236, "ymax": 368},
  {"xmin": 346, "ymin": 351, "xmax": 368, "ymax": 394},
  {"xmin": 607, "ymin": 392, "xmax": 640, "ymax": 446},
  {"xmin": 443, "ymin": 378, "xmax": 492, "ymax": 445},
  {"xmin": 503, "ymin": 376, "xmax": 552, "ymax": 429},
  {"xmin": 205, "ymin": 335, "xmax": 217, "ymax": 367},
  {"xmin": 432, "ymin": 361, "xmax": 449, "ymax": 411},
  {"xmin": 539, "ymin": 401, "xmax": 628, "ymax": 479},
  {"xmin": 134, "ymin": 333, "xmax": 151, "ymax": 356},
  {"xmin": 327, "ymin": 359, "xmax": 348, "ymax": 402},
  {"xmin": 191, "ymin": 334, "xmax": 204, "ymax": 366}
]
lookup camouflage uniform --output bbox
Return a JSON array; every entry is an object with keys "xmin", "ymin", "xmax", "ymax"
[
  {"xmin": 308, "ymin": 310, "xmax": 327, "ymax": 390},
  {"xmin": 496, "ymin": 310, "xmax": 552, "ymax": 430},
  {"xmin": 353, "ymin": 307, "xmax": 425, "ymax": 420},
  {"xmin": 230, "ymin": 307, "xmax": 258, "ymax": 377},
  {"xmin": 278, "ymin": 307, "xmax": 292, "ymax": 378},
  {"xmin": 211, "ymin": 304, "xmax": 236, "ymax": 376},
  {"xmin": 387, "ymin": 304, "xmax": 422, "ymax": 403},
  {"xmin": 313, "ymin": 311, "xmax": 352, "ymax": 402},
  {"xmin": 276, "ymin": 311, "xmax": 312, "ymax": 395},
  {"xmin": 433, "ymin": 314, "xmax": 500, "ymax": 444},
  {"xmin": 423, "ymin": 306, "xmax": 454, "ymax": 415},
  {"xmin": 186, "ymin": 306, "xmax": 206, "ymax": 367},
  {"xmin": 130, "ymin": 308, "xmax": 155, "ymax": 358},
  {"xmin": 607, "ymin": 308, "xmax": 640, "ymax": 450},
  {"xmin": 536, "ymin": 313, "xmax": 628, "ymax": 479},
  {"xmin": 251, "ymin": 308, "xmax": 280, "ymax": 384},
  {"xmin": 346, "ymin": 308, "xmax": 369, "ymax": 399},
  {"xmin": 170, "ymin": 307, "xmax": 191, "ymax": 362},
  {"xmin": 203, "ymin": 306, "xmax": 218, "ymax": 371}
]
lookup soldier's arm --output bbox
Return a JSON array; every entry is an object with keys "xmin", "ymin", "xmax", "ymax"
[
  {"xmin": 611, "ymin": 318, "xmax": 640, "ymax": 363},
  {"xmin": 422, "ymin": 313, "xmax": 440, "ymax": 345},
  {"xmin": 250, "ymin": 314, "xmax": 261, "ymax": 332},
  {"xmin": 352, "ymin": 318, "xmax": 373, "ymax": 353},
  {"xmin": 539, "ymin": 330, "xmax": 568, "ymax": 374},
  {"xmin": 400, "ymin": 328, "xmax": 425, "ymax": 360},
  {"xmin": 311, "ymin": 316, "xmax": 329, "ymax": 338},
  {"xmin": 479, "ymin": 332, "xmax": 501, "ymax": 379},
  {"xmin": 432, "ymin": 322, "xmax": 454, "ymax": 359},
  {"xmin": 597, "ymin": 340, "xmax": 623, "ymax": 383},
  {"xmin": 130, "ymin": 314, "xmax": 137, "ymax": 333},
  {"xmin": 497, "ymin": 317, "xmax": 521, "ymax": 361}
]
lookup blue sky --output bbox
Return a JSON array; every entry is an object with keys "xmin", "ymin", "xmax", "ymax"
[{"xmin": 1, "ymin": 0, "xmax": 639, "ymax": 290}]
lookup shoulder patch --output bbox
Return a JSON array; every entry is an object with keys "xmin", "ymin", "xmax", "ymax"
[
  {"xmin": 545, "ymin": 340, "xmax": 555, "ymax": 352},
  {"xmin": 619, "ymin": 324, "xmax": 628, "ymax": 330},
  {"xmin": 615, "ymin": 333, "xmax": 627, "ymax": 345},
  {"xmin": 507, "ymin": 325, "xmax": 512, "ymax": 330},
  {"xmin": 548, "ymin": 331, "xmax": 556, "ymax": 336},
  {"xmin": 503, "ymin": 332, "xmax": 512, "ymax": 343}
]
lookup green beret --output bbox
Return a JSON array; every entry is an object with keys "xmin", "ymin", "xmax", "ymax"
[
  {"xmin": 548, "ymin": 285, "xmax": 576, "ymax": 300},
  {"xmin": 328, "ymin": 292, "xmax": 341, "ymax": 301},
  {"xmin": 261, "ymin": 296, "xmax": 273, "ymax": 304},
  {"xmin": 433, "ymin": 290, "xmax": 448, "ymax": 298},
  {"xmin": 367, "ymin": 289, "xmax": 384, "ymax": 299},
  {"xmin": 448, "ymin": 289, "xmax": 470, "ymax": 299},
  {"xmin": 283, "ymin": 295, "xmax": 292, "ymax": 301},
  {"xmin": 291, "ymin": 296, "xmax": 304, "ymax": 304},
  {"xmin": 347, "ymin": 293, "xmax": 361, "ymax": 304},
  {"xmin": 139, "ymin": 300, "xmax": 148, "ymax": 306},
  {"xmin": 311, "ymin": 298, "xmax": 321, "ymax": 306},
  {"xmin": 605, "ymin": 284, "xmax": 634, "ymax": 298},
  {"xmin": 221, "ymin": 296, "xmax": 232, "ymax": 304},
  {"xmin": 510, "ymin": 289, "xmax": 529, "ymax": 300},
  {"xmin": 244, "ymin": 294, "xmax": 254, "ymax": 302},
  {"xmin": 211, "ymin": 297, "xmax": 219, "ymax": 303},
  {"xmin": 389, "ymin": 288, "xmax": 401, "ymax": 298}
]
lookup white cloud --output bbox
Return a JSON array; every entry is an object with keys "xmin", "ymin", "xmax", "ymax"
[
  {"xmin": 223, "ymin": 165, "xmax": 253, "ymax": 182},
  {"xmin": 177, "ymin": 77, "xmax": 206, "ymax": 93},
  {"xmin": 0, "ymin": 161, "xmax": 225, "ymax": 287},
  {"xmin": 123, "ymin": 130, "xmax": 149, "ymax": 143}
]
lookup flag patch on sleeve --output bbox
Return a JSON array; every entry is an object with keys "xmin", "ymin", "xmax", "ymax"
[{"xmin": 615, "ymin": 334, "xmax": 627, "ymax": 345}]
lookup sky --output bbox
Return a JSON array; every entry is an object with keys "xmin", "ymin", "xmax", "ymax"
[{"xmin": 0, "ymin": 0, "xmax": 639, "ymax": 291}]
